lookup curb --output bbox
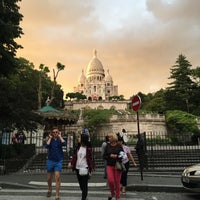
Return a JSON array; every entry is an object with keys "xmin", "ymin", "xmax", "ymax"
[
  {"xmin": 127, "ymin": 184, "xmax": 186, "ymax": 193},
  {"xmin": 0, "ymin": 182, "xmax": 39, "ymax": 189},
  {"xmin": 0, "ymin": 181, "xmax": 186, "ymax": 193}
]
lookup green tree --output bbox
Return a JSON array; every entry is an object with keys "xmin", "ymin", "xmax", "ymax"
[
  {"xmin": 48, "ymin": 62, "xmax": 65, "ymax": 105},
  {"xmin": 0, "ymin": 58, "xmax": 42, "ymax": 130},
  {"xmin": 143, "ymin": 89, "xmax": 166, "ymax": 113},
  {"xmin": 166, "ymin": 110, "xmax": 200, "ymax": 135},
  {"xmin": 82, "ymin": 109, "xmax": 118, "ymax": 138},
  {"xmin": 190, "ymin": 67, "xmax": 200, "ymax": 115},
  {"xmin": 137, "ymin": 92, "xmax": 152, "ymax": 110},
  {"xmin": 36, "ymin": 62, "xmax": 64, "ymax": 108},
  {"xmin": 165, "ymin": 54, "xmax": 195, "ymax": 112},
  {"xmin": 38, "ymin": 64, "xmax": 50, "ymax": 109},
  {"xmin": 0, "ymin": 58, "xmax": 64, "ymax": 131},
  {"xmin": 109, "ymin": 95, "xmax": 125, "ymax": 101},
  {"xmin": 66, "ymin": 92, "xmax": 87, "ymax": 101},
  {"xmin": 0, "ymin": 0, "xmax": 23, "ymax": 76},
  {"xmin": 191, "ymin": 66, "xmax": 200, "ymax": 86}
]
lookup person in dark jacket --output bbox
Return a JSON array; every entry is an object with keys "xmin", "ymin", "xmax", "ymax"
[
  {"xmin": 45, "ymin": 128, "xmax": 66, "ymax": 200},
  {"xmin": 68, "ymin": 134, "xmax": 94, "ymax": 200},
  {"xmin": 103, "ymin": 133, "xmax": 124, "ymax": 200},
  {"xmin": 101, "ymin": 135, "xmax": 109, "ymax": 179}
]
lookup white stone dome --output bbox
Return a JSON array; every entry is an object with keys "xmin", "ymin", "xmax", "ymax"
[{"xmin": 86, "ymin": 50, "xmax": 105, "ymax": 77}]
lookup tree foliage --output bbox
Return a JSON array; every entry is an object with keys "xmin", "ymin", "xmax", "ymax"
[
  {"xmin": 109, "ymin": 95, "xmax": 125, "ymax": 101},
  {"xmin": 165, "ymin": 110, "xmax": 200, "ymax": 135},
  {"xmin": 191, "ymin": 66, "xmax": 200, "ymax": 86},
  {"xmin": 138, "ymin": 54, "xmax": 200, "ymax": 116},
  {"xmin": 0, "ymin": 58, "xmax": 41, "ymax": 130},
  {"xmin": 0, "ymin": 0, "xmax": 23, "ymax": 76},
  {"xmin": 82, "ymin": 109, "xmax": 118, "ymax": 133},
  {"xmin": 0, "ymin": 58, "xmax": 64, "ymax": 131},
  {"xmin": 165, "ymin": 54, "xmax": 196, "ymax": 112},
  {"xmin": 141, "ymin": 89, "xmax": 166, "ymax": 114},
  {"xmin": 66, "ymin": 92, "xmax": 87, "ymax": 101},
  {"xmin": 38, "ymin": 64, "xmax": 50, "ymax": 109},
  {"xmin": 49, "ymin": 62, "xmax": 65, "ymax": 105}
]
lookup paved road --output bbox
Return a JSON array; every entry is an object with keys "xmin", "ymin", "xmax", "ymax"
[
  {"xmin": 0, "ymin": 171, "xmax": 185, "ymax": 192},
  {"xmin": 0, "ymin": 188, "xmax": 200, "ymax": 200},
  {"xmin": 0, "ymin": 170, "xmax": 189, "ymax": 200},
  {"xmin": 0, "ymin": 188, "xmax": 141, "ymax": 200}
]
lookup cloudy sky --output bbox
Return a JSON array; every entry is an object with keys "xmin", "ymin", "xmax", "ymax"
[{"xmin": 16, "ymin": 0, "xmax": 200, "ymax": 99}]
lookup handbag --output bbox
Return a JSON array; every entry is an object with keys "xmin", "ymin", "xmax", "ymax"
[
  {"xmin": 115, "ymin": 161, "xmax": 126, "ymax": 172},
  {"xmin": 79, "ymin": 168, "xmax": 88, "ymax": 176}
]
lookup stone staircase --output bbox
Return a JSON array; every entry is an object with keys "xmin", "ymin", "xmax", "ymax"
[{"xmin": 22, "ymin": 147, "xmax": 200, "ymax": 173}]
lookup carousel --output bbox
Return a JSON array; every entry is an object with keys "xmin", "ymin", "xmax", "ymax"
[{"xmin": 37, "ymin": 104, "xmax": 79, "ymax": 144}]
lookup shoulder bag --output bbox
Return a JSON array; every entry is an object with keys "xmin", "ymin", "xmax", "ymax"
[
  {"xmin": 115, "ymin": 161, "xmax": 126, "ymax": 172},
  {"xmin": 79, "ymin": 168, "xmax": 88, "ymax": 176}
]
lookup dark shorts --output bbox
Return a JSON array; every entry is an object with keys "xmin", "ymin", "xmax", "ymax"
[{"xmin": 46, "ymin": 160, "xmax": 63, "ymax": 173}]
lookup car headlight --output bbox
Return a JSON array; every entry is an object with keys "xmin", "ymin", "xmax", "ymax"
[{"xmin": 194, "ymin": 171, "xmax": 200, "ymax": 176}]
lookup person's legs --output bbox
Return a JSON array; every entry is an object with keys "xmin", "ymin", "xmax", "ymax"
[
  {"xmin": 104, "ymin": 160, "xmax": 107, "ymax": 179},
  {"xmin": 120, "ymin": 171, "xmax": 125, "ymax": 190},
  {"xmin": 46, "ymin": 160, "xmax": 54, "ymax": 197},
  {"xmin": 81, "ymin": 175, "xmax": 88, "ymax": 200},
  {"xmin": 106, "ymin": 166, "xmax": 115, "ymax": 198},
  {"xmin": 76, "ymin": 169, "xmax": 89, "ymax": 200},
  {"xmin": 54, "ymin": 160, "xmax": 62, "ymax": 199},
  {"xmin": 55, "ymin": 171, "xmax": 61, "ymax": 199},
  {"xmin": 47, "ymin": 172, "xmax": 53, "ymax": 196},
  {"xmin": 76, "ymin": 169, "xmax": 82, "ymax": 190},
  {"xmin": 114, "ymin": 168, "xmax": 122, "ymax": 200},
  {"xmin": 121, "ymin": 162, "xmax": 129, "ymax": 193}
]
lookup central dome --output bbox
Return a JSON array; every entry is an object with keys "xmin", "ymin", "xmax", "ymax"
[{"xmin": 86, "ymin": 49, "xmax": 105, "ymax": 77}]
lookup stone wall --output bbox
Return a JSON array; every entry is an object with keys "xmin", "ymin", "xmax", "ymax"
[
  {"xmin": 64, "ymin": 100, "xmax": 129, "ymax": 110},
  {"xmin": 92, "ymin": 113, "xmax": 167, "ymax": 140}
]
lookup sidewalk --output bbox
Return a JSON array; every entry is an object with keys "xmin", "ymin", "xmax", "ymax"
[{"xmin": 0, "ymin": 170, "xmax": 186, "ymax": 193}]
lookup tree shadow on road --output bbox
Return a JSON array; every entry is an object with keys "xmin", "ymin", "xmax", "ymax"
[{"xmin": 185, "ymin": 193, "xmax": 200, "ymax": 199}]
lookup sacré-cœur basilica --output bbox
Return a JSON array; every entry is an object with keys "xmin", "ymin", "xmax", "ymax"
[
  {"xmin": 63, "ymin": 50, "xmax": 167, "ymax": 137},
  {"xmin": 65, "ymin": 49, "xmax": 129, "ymax": 111}
]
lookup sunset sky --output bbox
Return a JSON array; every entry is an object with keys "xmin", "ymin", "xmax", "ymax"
[{"xmin": 16, "ymin": 0, "xmax": 200, "ymax": 99}]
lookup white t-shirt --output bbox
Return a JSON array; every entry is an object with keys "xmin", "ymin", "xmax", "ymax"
[
  {"xmin": 122, "ymin": 145, "xmax": 130, "ymax": 164},
  {"xmin": 76, "ymin": 146, "xmax": 88, "ymax": 169}
]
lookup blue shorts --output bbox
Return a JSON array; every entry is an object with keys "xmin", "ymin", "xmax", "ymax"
[{"xmin": 46, "ymin": 160, "xmax": 63, "ymax": 173}]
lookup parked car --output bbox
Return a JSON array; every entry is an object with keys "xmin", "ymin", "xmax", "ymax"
[{"xmin": 181, "ymin": 163, "xmax": 200, "ymax": 192}]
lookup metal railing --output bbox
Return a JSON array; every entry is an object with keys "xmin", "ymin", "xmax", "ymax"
[{"xmin": 1, "ymin": 132, "xmax": 200, "ymax": 174}]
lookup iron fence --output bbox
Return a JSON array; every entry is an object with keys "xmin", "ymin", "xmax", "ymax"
[{"xmin": 1, "ymin": 131, "xmax": 200, "ymax": 174}]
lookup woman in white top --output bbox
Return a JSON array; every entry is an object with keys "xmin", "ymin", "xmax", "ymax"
[
  {"xmin": 118, "ymin": 135, "xmax": 137, "ymax": 194},
  {"xmin": 68, "ymin": 134, "xmax": 94, "ymax": 200}
]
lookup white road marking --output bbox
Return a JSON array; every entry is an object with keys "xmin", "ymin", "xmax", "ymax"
[{"xmin": 28, "ymin": 181, "xmax": 107, "ymax": 187}]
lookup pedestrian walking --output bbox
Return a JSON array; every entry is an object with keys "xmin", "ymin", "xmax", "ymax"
[
  {"xmin": 120, "ymin": 129, "xmax": 128, "ymax": 143},
  {"xmin": 17, "ymin": 131, "xmax": 26, "ymax": 144},
  {"xmin": 101, "ymin": 135, "xmax": 109, "ymax": 179},
  {"xmin": 103, "ymin": 133, "xmax": 124, "ymax": 200},
  {"xmin": 68, "ymin": 134, "xmax": 94, "ymax": 200},
  {"xmin": 118, "ymin": 135, "xmax": 137, "ymax": 194},
  {"xmin": 45, "ymin": 128, "xmax": 66, "ymax": 200}
]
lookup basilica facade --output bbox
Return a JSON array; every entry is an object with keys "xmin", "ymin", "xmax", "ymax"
[{"xmin": 74, "ymin": 50, "xmax": 118, "ymax": 101}]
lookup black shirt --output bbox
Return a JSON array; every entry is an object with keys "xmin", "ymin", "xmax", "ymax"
[{"xmin": 103, "ymin": 143, "xmax": 123, "ymax": 166}]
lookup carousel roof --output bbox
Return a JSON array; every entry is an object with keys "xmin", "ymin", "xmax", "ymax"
[
  {"xmin": 37, "ymin": 106, "xmax": 79, "ymax": 123},
  {"xmin": 38, "ymin": 105, "xmax": 61, "ymax": 113}
]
